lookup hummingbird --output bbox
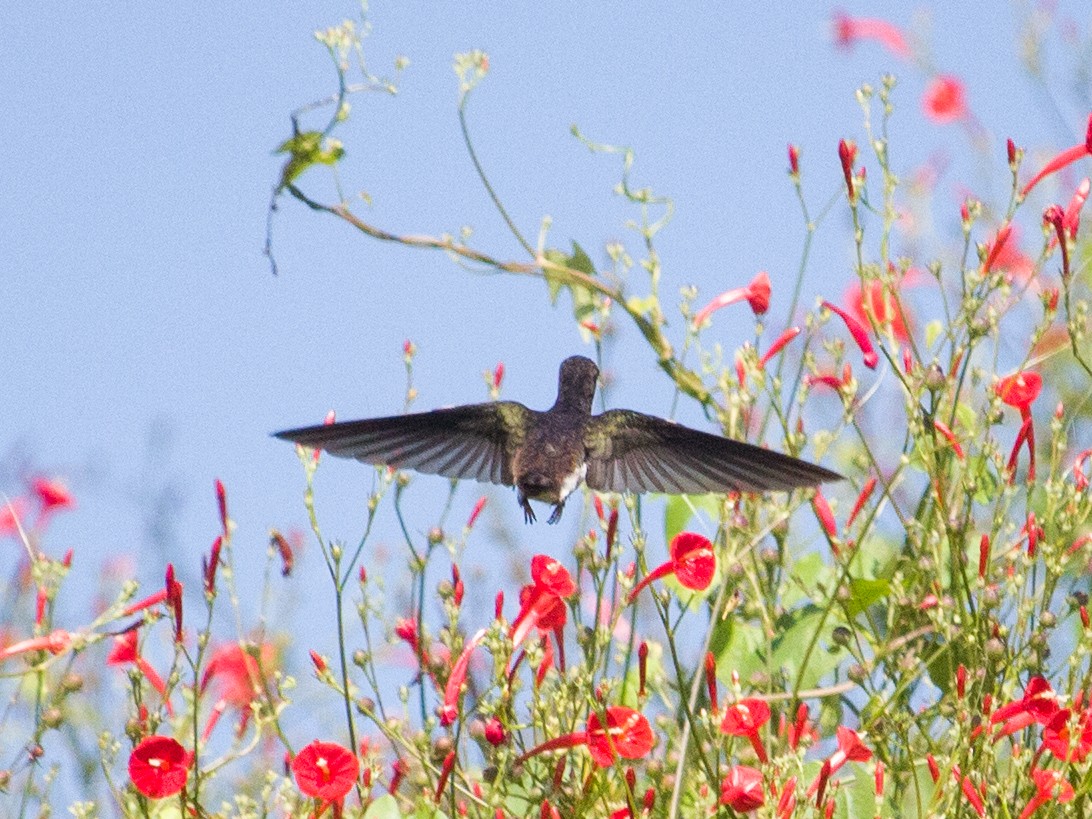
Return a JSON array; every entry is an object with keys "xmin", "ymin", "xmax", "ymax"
[{"xmin": 275, "ymin": 356, "xmax": 840, "ymax": 524}]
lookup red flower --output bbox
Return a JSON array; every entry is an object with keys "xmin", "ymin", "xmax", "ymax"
[
  {"xmin": 1021, "ymin": 112, "xmax": 1092, "ymax": 197},
  {"xmin": 922, "ymin": 75, "xmax": 967, "ymax": 123},
  {"xmin": 807, "ymin": 727, "xmax": 872, "ymax": 796},
  {"xmin": 997, "ymin": 371, "xmax": 1042, "ymax": 415},
  {"xmin": 0, "ymin": 629, "xmax": 71, "ymax": 661},
  {"xmin": 720, "ymin": 698, "xmax": 771, "ymax": 763},
  {"xmin": 32, "ymin": 477, "xmax": 75, "ymax": 517},
  {"xmin": 466, "ymin": 496, "xmax": 488, "ymax": 530},
  {"xmin": 628, "ymin": 532, "xmax": 716, "ymax": 603},
  {"xmin": 292, "ymin": 740, "xmax": 359, "ymax": 803},
  {"xmin": 510, "ymin": 555, "xmax": 576, "ymax": 649},
  {"xmin": 933, "ymin": 420, "xmax": 965, "ymax": 460},
  {"xmin": 831, "ymin": 11, "xmax": 910, "ymax": 58},
  {"xmin": 822, "ymin": 300, "xmax": 878, "ymax": 369},
  {"xmin": 516, "ymin": 706, "xmax": 654, "ymax": 768},
  {"xmin": 759, "ymin": 326, "xmax": 802, "ymax": 370},
  {"xmin": 997, "ymin": 371, "xmax": 1042, "ymax": 482},
  {"xmin": 693, "ymin": 271, "xmax": 771, "ymax": 327},
  {"xmin": 788, "ymin": 144, "xmax": 800, "ymax": 176},
  {"xmin": 107, "ymin": 630, "xmax": 172, "ymax": 715},
  {"xmin": 439, "ymin": 629, "xmax": 485, "ymax": 726},
  {"xmin": 961, "ymin": 774, "xmax": 986, "ymax": 818},
  {"xmin": 1019, "ymin": 767, "xmax": 1074, "ymax": 819},
  {"xmin": 1042, "ymin": 707, "xmax": 1092, "ymax": 762},
  {"xmin": 201, "ymin": 643, "xmax": 274, "ymax": 707},
  {"xmin": 128, "ymin": 735, "xmax": 192, "ymax": 799},
  {"xmin": 215, "ymin": 478, "xmax": 228, "ymax": 535},
  {"xmin": 0, "ymin": 497, "xmax": 28, "ymax": 538},
  {"xmin": 164, "ymin": 564, "xmax": 183, "ymax": 644},
  {"xmin": 203, "ymin": 536, "xmax": 223, "ymax": 593},
  {"xmin": 838, "ymin": 140, "xmax": 858, "ymax": 201},
  {"xmin": 1063, "ymin": 177, "xmax": 1090, "ymax": 237},
  {"xmin": 720, "ymin": 765, "xmax": 765, "ymax": 812},
  {"xmin": 991, "ymin": 676, "xmax": 1059, "ymax": 737},
  {"xmin": 845, "ymin": 280, "xmax": 910, "ymax": 342},
  {"xmin": 811, "ymin": 490, "xmax": 837, "ymax": 538},
  {"xmin": 484, "ymin": 716, "xmax": 507, "ymax": 746},
  {"xmin": 585, "ymin": 707, "xmax": 655, "ymax": 767},
  {"xmin": 847, "ymin": 477, "xmax": 877, "ymax": 527},
  {"xmin": 1073, "ymin": 449, "xmax": 1092, "ymax": 491},
  {"xmin": 981, "ymin": 223, "xmax": 1034, "ymax": 282},
  {"xmin": 199, "ymin": 642, "xmax": 276, "ymax": 740}
]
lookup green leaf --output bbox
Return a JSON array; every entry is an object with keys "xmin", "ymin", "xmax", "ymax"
[
  {"xmin": 363, "ymin": 795, "xmax": 403, "ymax": 819},
  {"xmin": 712, "ymin": 618, "xmax": 765, "ymax": 685},
  {"xmin": 970, "ymin": 454, "xmax": 1001, "ymax": 504},
  {"xmin": 953, "ymin": 401, "xmax": 978, "ymax": 436},
  {"xmin": 543, "ymin": 242, "xmax": 598, "ymax": 328},
  {"xmin": 275, "ymin": 131, "xmax": 345, "ymax": 189},
  {"xmin": 771, "ymin": 607, "xmax": 842, "ymax": 690},
  {"xmin": 625, "ymin": 294, "xmax": 658, "ymax": 318},
  {"xmin": 924, "ymin": 319, "xmax": 944, "ymax": 349},
  {"xmin": 567, "ymin": 241, "xmax": 596, "ymax": 277},
  {"xmin": 781, "ymin": 552, "xmax": 832, "ymax": 610},
  {"xmin": 845, "ymin": 577, "xmax": 890, "ymax": 618}
]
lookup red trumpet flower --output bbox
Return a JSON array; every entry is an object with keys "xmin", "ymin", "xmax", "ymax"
[
  {"xmin": 516, "ymin": 706, "xmax": 654, "ymax": 768},
  {"xmin": 627, "ymin": 532, "xmax": 716, "ymax": 603}
]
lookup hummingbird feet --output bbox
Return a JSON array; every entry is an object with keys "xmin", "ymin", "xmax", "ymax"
[
  {"xmin": 519, "ymin": 494, "xmax": 537, "ymax": 524},
  {"xmin": 547, "ymin": 502, "xmax": 565, "ymax": 525}
]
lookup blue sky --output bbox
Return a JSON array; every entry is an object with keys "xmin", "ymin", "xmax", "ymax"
[{"xmin": 3, "ymin": 1, "xmax": 1088, "ymax": 706}]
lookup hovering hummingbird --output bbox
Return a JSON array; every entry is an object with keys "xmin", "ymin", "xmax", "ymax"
[{"xmin": 275, "ymin": 356, "xmax": 840, "ymax": 524}]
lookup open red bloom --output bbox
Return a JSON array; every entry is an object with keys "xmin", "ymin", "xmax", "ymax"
[
  {"xmin": 292, "ymin": 740, "xmax": 360, "ymax": 802},
  {"xmin": 996, "ymin": 371, "xmax": 1042, "ymax": 415},
  {"xmin": 807, "ymin": 727, "xmax": 872, "ymax": 796},
  {"xmin": 721, "ymin": 765, "xmax": 765, "ymax": 812},
  {"xmin": 720, "ymin": 698, "xmax": 771, "ymax": 763},
  {"xmin": 128, "ymin": 735, "xmax": 192, "ymax": 799},
  {"xmin": 831, "ymin": 11, "xmax": 910, "ymax": 58},
  {"xmin": 996, "ymin": 371, "xmax": 1042, "ymax": 481},
  {"xmin": 846, "ymin": 280, "xmax": 910, "ymax": 342},
  {"xmin": 586, "ymin": 707, "xmax": 655, "ymax": 766},
  {"xmin": 628, "ymin": 532, "xmax": 716, "ymax": 603},
  {"xmin": 922, "ymin": 75, "xmax": 967, "ymax": 123},
  {"xmin": 991, "ymin": 676, "xmax": 1059, "ymax": 738},
  {"xmin": 516, "ymin": 706, "xmax": 654, "ymax": 768},
  {"xmin": 1019, "ymin": 767, "xmax": 1074, "ymax": 819},
  {"xmin": 693, "ymin": 271, "xmax": 771, "ymax": 326},
  {"xmin": 1042, "ymin": 707, "xmax": 1092, "ymax": 762},
  {"xmin": 510, "ymin": 556, "xmax": 576, "ymax": 649},
  {"xmin": 1021, "ymin": 113, "xmax": 1092, "ymax": 197},
  {"xmin": 108, "ymin": 630, "xmax": 172, "ymax": 715},
  {"xmin": 32, "ymin": 477, "xmax": 75, "ymax": 517},
  {"xmin": 199, "ymin": 641, "xmax": 276, "ymax": 740}
]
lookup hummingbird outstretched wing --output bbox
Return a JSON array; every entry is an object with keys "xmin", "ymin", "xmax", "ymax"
[
  {"xmin": 275, "ymin": 402, "xmax": 532, "ymax": 486},
  {"xmin": 584, "ymin": 410, "xmax": 840, "ymax": 495}
]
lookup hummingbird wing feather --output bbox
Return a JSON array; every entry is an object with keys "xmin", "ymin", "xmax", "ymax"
[
  {"xmin": 585, "ymin": 410, "xmax": 840, "ymax": 494},
  {"xmin": 275, "ymin": 403, "xmax": 531, "ymax": 487}
]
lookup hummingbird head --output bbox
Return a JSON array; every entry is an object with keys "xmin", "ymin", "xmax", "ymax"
[{"xmin": 554, "ymin": 356, "xmax": 599, "ymax": 413}]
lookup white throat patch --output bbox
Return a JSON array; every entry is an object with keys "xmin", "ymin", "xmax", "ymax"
[{"xmin": 558, "ymin": 463, "xmax": 588, "ymax": 503}]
